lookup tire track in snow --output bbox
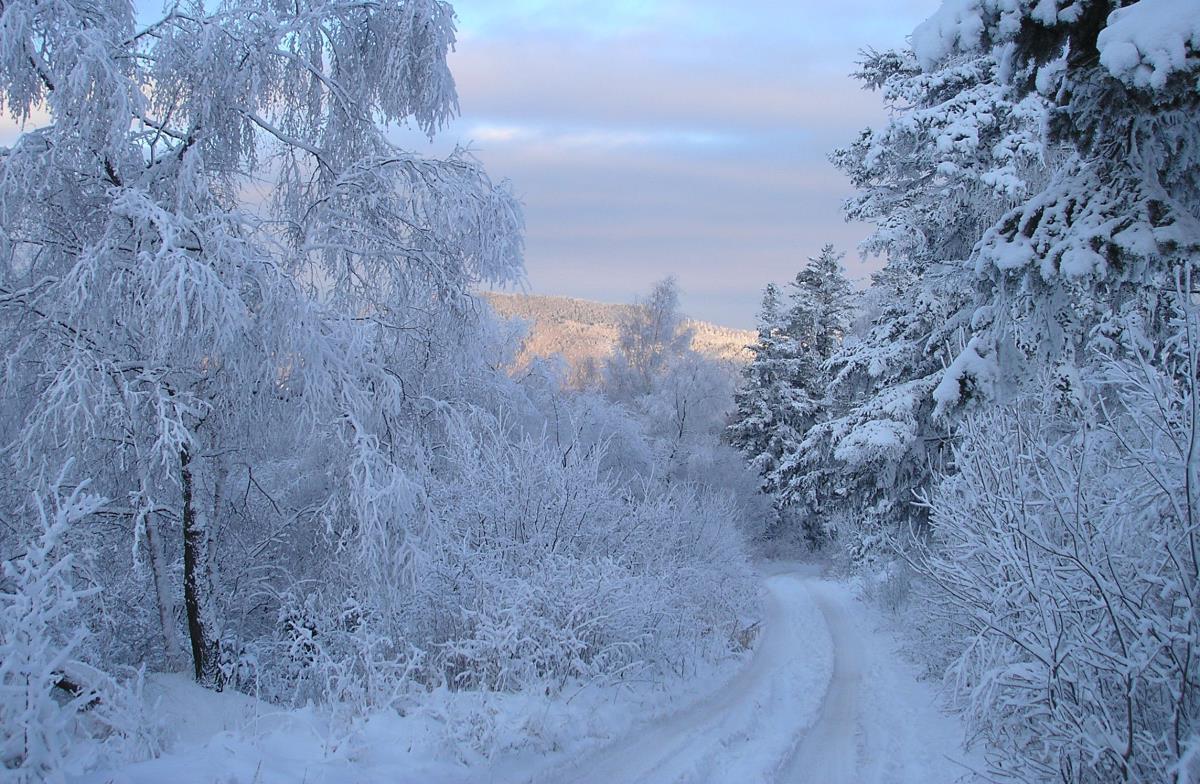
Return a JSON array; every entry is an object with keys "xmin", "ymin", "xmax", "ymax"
[
  {"xmin": 776, "ymin": 580, "xmax": 866, "ymax": 783},
  {"xmin": 777, "ymin": 577, "xmax": 980, "ymax": 784}
]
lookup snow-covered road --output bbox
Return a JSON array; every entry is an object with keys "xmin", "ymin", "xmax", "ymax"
[{"xmin": 534, "ymin": 565, "xmax": 978, "ymax": 784}]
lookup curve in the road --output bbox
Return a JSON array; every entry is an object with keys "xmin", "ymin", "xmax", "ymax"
[
  {"xmin": 529, "ymin": 568, "xmax": 978, "ymax": 784},
  {"xmin": 531, "ymin": 570, "xmax": 832, "ymax": 784},
  {"xmin": 777, "ymin": 580, "xmax": 867, "ymax": 783}
]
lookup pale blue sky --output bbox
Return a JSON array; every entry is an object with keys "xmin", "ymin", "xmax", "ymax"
[{"xmin": 416, "ymin": 0, "xmax": 933, "ymax": 327}]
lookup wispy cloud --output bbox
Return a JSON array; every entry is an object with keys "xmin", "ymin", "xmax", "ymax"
[
  {"xmin": 465, "ymin": 122, "xmax": 738, "ymax": 151},
  {"xmin": 468, "ymin": 124, "xmax": 536, "ymax": 143}
]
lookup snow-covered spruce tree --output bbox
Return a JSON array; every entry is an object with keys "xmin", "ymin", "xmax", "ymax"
[
  {"xmin": 915, "ymin": 0, "xmax": 1200, "ymax": 411},
  {"xmin": 0, "ymin": 0, "xmax": 522, "ymax": 690},
  {"xmin": 727, "ymin": 284, "xmax": 797, "ymax": 502},
  {"xmin": 902, "ymin": 2, "xmax": 1200, "ymax": 779},
  {"xmin": 771, "ymin": 246, "xmax": 857, "ymax": 544},
  {"xmin": 783, "ymin": 245, "xmax": 858, "ymax": 372},
  {"xmin": 797, "ymin": 46, "xmax": 1045, "ymax": 557},
  {"xmin": 728, "ymin": 245, "xmax": 855, "ymax": 544}
]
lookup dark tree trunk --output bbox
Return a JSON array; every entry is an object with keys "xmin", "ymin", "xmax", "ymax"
[{"xmin": 181, "ymin": 445, "xmax": 218, "ymax": 685}]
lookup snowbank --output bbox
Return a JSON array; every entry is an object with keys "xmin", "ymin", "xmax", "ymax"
[{"xmin": 72, "ymin": 656, "xmax": 753, "ymax": 784}]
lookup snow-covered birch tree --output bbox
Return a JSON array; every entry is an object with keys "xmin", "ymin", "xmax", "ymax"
[
  {"xmin": 0, "ymin": 0, "xmax": 523, "ymax": 687},
  {"xmin": 604, "ymin": 276, "xmax": 695, "ymax": 403},
  {"xmin": 0, "ymin": 9, "xmax": 762, "ymax": 763}
]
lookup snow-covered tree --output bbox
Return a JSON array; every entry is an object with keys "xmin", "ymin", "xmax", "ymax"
[
  {"xmin": 0, "ymin": 0, "xmax": 523, "ymax": 688},
  {"xmin": 591, "ymin": 278, "xmax": 769, "ymax": 534},
  {"xmin": 728, "ymin": 246, "xmax": 855, "ymax": 542},
  {"xmin": 765, "ymin": 245, "xmax": 857, "ymax": 541},
  {"xmin": 727, "ymin": 284, "xmax": 797, "ymax": 494},
  {"xmin": 914, "ymin": 0, "xmax": 1200, "ymax": 410},
  {"xmin": 897, "ymin": 2, "xmax": 1200, "ymax": 779},
  {"xmin": 1, "ymin": 480, "xmax": 155, "ymax": 782},
  {"xmin": 918, "ymin": 311, "xmax": 1200, "ymax": 782},
  {"xmin": 604, "ymin": 276, "xmax": 695, "ymax": 403},
  {"xmin": 790, "ymin": 45, "xmax": 1046, "ymax": 554},
  {"xmin": 0, "ymin": 10, "xmax": 766, "ymax": 761}
]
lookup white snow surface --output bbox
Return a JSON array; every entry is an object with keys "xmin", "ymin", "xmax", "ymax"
[
  {"xmin": 934, "ymin": 336, "xmax": 997, "ymax": 417},
  {"xmin": 833, "ymin": 419, "xmax": 913, "ymax": 466},
  {"xmin": 1097, "ymin": 0, "xmax": 1200, "ymax": 89},
  {"xmin": 911, "ymin": 0, "xmax": 987, "ymax": 70},
  {"xmin": 74, "ymin": 564, "xmax": 980, "ymax": 784}
]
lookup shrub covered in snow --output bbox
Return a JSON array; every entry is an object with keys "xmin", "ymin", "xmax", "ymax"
[
  {"xmin": 919, "ymin": 343, "xmax": 1200, "ymax": 782},
  {"xmin": 1, "ymin": 482, "xmax": 158, "ymax": 782}
]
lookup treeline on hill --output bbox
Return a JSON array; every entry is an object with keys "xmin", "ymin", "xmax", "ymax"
[
  {"xmin": 484, "ymin": 290, "xmax": 756, "ymax": 382},
  {"xmin": 0, "ymin": 2, "xmax": 764, "ymax": 780},
  {"xmin": 728, "ymin": 1, "xmax": 1200, "ymax": 781}
]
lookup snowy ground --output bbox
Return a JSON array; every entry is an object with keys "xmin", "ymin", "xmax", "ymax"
[{"xmin": 75, "ymin": 564, "xmax": 981, "ymax": 784}]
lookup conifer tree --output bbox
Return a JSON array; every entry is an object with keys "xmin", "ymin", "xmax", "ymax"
[
  {"xmin": 730, "ymin": 246, "xmax": 856, "ymax": 542},
  {"xmin": 768, "ymin": 245, "xmax": 857, "ymax": 542},
  {"xmin": 914, "ymin": 0, "xmax": 1200, "ymax": 404},
  {"xmin": 906, "ymin": 3, "xmax": 1200, "ymax": 779},
  {"xmin": 793, "ymin": 46, "xmax": 1045, "ymax": 555},
  {"xmin": 728, "ymin": 284, "xmax": 794, "ymax": 492}
]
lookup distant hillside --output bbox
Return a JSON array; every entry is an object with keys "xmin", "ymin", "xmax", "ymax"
[{"xmin": 483, "ymin": 292, "xmax": 755, "ymax": 378}]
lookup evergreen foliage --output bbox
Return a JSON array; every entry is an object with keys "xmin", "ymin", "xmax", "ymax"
[{"xmin": 728, "ymin": 245, "xmax": 856, "ymax": 542}]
